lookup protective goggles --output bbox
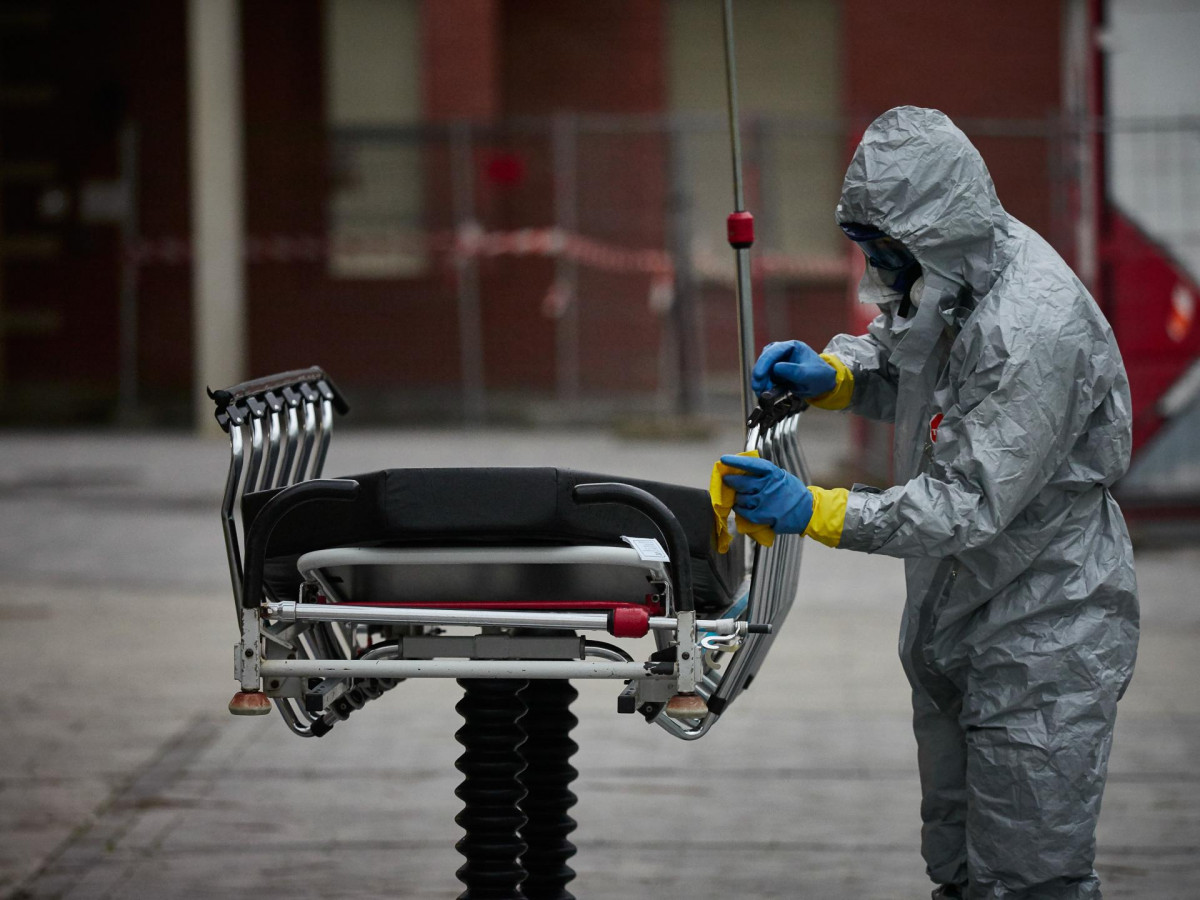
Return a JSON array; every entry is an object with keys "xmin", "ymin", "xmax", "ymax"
[{"xmin": 840, "ymin": 222, "xmax": 918, "ymax": 287}]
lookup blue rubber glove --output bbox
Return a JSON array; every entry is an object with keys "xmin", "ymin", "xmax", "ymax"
[
  {"xmin": 719, "ymin": 454, "xmax": 814, "ymax": 534},
  {"xmin": 751, "ymin": 340, "xmax": 837, "ymax": 398}
]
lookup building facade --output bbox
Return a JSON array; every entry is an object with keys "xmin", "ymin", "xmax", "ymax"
[{"xmin": 1, "ymin": 0, "xmax": 1195, "ymax": 467}]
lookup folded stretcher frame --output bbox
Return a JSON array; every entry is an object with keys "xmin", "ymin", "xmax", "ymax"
[{"xmin": 211, "ymin": 365, "xmax": 807, "ymax": 898}]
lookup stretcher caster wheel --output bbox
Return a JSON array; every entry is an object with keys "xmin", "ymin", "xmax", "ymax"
[
  {"xmin": 664, "ymin": 692, "xmax": 708, "ymax": 720},
  {"xmin": 228, "ymin": 690, "xmax": 272, "ymax": 715}
]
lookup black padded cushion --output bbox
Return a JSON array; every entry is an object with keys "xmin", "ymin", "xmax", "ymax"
[{"xmin": 242, "ymin": 468, "xmax": 742, "ymax": 613}]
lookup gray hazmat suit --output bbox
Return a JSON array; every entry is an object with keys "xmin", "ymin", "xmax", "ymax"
[{"xmin": 825, "ymin": 107, "xmax": 1138, "ymax": 898}]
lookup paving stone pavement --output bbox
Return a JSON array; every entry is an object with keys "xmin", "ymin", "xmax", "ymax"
[{"xmin": 0, "ymin": 425, "xmax": 1196, "ymax": 899}]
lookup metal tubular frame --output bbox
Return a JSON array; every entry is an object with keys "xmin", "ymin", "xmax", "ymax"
[
  {"xmin": 266, "ymin": 599, "xmax": 752, "ymax": 637},
  {"xmin": 262, "ymin": 410, "xmax": 282, "ymax": 491},
  {"xmin": 314, "ymin": 398, "xmax": 334, "ymax": 478},
  {"xmin": 654, "ymin": 412, "xmax": 807, "ymax": 741},
  {"xmin": 219, "ymin": 426, "xmax": 246, "ymax": 612},
  {"xmin": 210, "ymin": 368, "xmax": 351, "ymax": 729},
  {"xmin": 245, "ymin": 417, "xmax": 264, "ymax": 498},
  {"xmin": 296, "ymin": 400, "xmax": 317, "ymax": 483},
  {"xmin": 259, "ymin": 659, "xmax": 661, "ymax": 681},
  {"xmin": 280, "ymin": 405, "xmax": 300, "ymax": 486},
  {"xmin": 215, "ymin": 393, "xmax": 800, "ymax": 743}
]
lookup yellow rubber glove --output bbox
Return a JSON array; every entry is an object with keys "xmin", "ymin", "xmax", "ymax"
[
  {"xmin": 804, "ymin": 486, "xmax": 848, "ymax": 547},
  {"xmin": 710, "ymin": 450, "xmax": 776, "ymax": 552},
  {"xmin": 808, "ymin": 354, "xmax": 855, "ymax": 410}
]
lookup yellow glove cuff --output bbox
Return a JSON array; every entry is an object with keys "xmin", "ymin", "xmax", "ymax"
[
  {"xmin": 808, "ymin": 354, "xmax": 854, "ymax": 410},
  {"xmin": 804, "ymin": 486, "xmax": 848, "ymax": 547}
]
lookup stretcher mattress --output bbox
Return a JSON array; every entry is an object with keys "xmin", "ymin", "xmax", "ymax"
[{"xmin": 242, "ymin": 467, "xmax": 743, "ymax": 612}]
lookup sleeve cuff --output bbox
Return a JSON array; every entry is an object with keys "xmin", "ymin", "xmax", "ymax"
[
  {"xmin": 809, "ymin": 354, "xmax": 855, "ymax": 410},
  {"xmin": 803, "ymin": 486, "xmax": 849, "ymax": 547}
]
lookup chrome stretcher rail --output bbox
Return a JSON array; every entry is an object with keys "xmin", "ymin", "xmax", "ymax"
[
  {"xmin": 211, "ymin": 366, "xmax": 348, "ymax": 621},
  {"xmin": 258, "ymin": 658, "xmax": 670, "ymax": 680},
  {"xmin": 695, "ymin": 413, "xmax": 806, "ymax": 721},
  {"xmin": 265, "ymin": 599, "xmax": 770, "ymax": 637}
]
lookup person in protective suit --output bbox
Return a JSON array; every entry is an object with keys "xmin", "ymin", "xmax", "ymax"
[{"xmin": 720, "ymin": 106, "xmax": 1138, "ymax": 899}]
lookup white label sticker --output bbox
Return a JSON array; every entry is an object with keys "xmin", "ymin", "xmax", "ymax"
[{"xmin": 621, "ymin": 536, "xmax": 670, "ymax": 562}]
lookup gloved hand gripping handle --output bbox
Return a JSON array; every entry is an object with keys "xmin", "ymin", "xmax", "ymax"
[
  {"xmin": 241, "ymin": 479, "xmax": 360, "ymax": 608},
  {"xmin": 572, "ymin": 483, "xmax": 695, "ymax": 613}
]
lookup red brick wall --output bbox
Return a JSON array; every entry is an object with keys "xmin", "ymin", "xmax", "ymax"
[
  {"xmin": 423, "ymin": 0, "xmax": 501, "ymax": 120},
  {"xmin": 240, "ymin": 0, "xmax": 466, "ymax": 394},
  {"xmin": 129, "ymin": 0, "xmax": 193, "ymax": 397},
  {"xmin": 499, "ymin": 1, "xmax": 664, "ymax": 116},
  {"xmin": 2, "ymin": 0, "xmax": 191, "ymax": 411},
  {"xmin": 836, "ymin": 3, "xmax": 1065, "ymax": 478},
  {"xmin": 239, "ymin": 0, "xmax": 673, "ymax": 399},
  {"xmin": 484, "ymin": 0, "xmax": 669, "ymax": 392},
  {"xmin": 2, "ymin": 0, "xmax": 1080, "ymax": 420}
]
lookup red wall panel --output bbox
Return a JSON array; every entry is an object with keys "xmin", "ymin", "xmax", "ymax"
[
  {"xmin": 1104, "ymin": 211, "xmax": 1200, "ymax": 450},
  {"xmin": 841, "ymin": 2, "xmax": 1062, "ymax": 241},
  {"xmin": 483, "ymin": 0, "xmax": 668, "ymax": 391},
  {"xmin": 129, "ymin": 0, "xmax": 192, "ymax": 396},
  {"xmin": 240, "ymin": 0, "xmax": 463, "ymax": 394},
  {"xmin": 423, "ymin": 0, "xmax": 501, "ymax": 120},
  {"xmin": 500, "ymin": 0, "xmax": 664, "ymax": 116},
  {"xmin": 0, "ymin": 0, "xmax": 191, "ymax": 415}
]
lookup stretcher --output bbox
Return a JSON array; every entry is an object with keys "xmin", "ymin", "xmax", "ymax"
[{"xmin": 209, "ymin": 365, "xmax": 808, "ymax": 897}]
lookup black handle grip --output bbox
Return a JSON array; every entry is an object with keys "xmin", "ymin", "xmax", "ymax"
[
  {"xmin": 748, "ymin": 387, "xmax": 809, "ymax": 430},
  {"xmin": 208, "ymin": 366, "xmax": 350, "ymax": 429},
  {"xmin": 242, "ymin": 479, "xmax": 360, "ymax": 608},
  {"xmin": 571, "ymin": 482, "xmax": 694, "ymax": 612}
]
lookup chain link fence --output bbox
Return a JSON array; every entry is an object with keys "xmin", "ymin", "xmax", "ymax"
[{"xmin": 116, "ymin": 113, "xmax": 1200, "ymax": 431}]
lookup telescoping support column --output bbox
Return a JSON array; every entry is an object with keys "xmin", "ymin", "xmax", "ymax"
[
  {"xmin": 518, "ymin": 678, "xmax": 579, "ymax": 900},
  {"xmin": 454, "ymin": 678, "xmax": 529, "ymax": 899}
]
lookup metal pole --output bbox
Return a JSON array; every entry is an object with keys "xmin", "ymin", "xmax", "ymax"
[
  {"xmin": 451, "ymin": 121, "xmax": 486, "ymax": 424},
  {"xmin": 723, "ymin": 5, "xmax": 746, "ymax": 216},
  {"xmin": 188, "ymin": 0, "xmax": 246, "ymax": 434},
  {"xmin": 722, "ymin": 0, "xmax": 757, "ymax": 430}
]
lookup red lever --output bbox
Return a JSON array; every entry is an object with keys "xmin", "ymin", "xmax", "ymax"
[
  {"xmin": 727, "ymin": 211, "xmax": 755, "ymax": 249},
  {"xmin": 608, "ymin": 606, "xmax": 651, "ymax": 639}
]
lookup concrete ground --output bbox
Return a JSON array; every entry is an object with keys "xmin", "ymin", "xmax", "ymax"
[{"xmin": 0, "ymin": 422, "xmax": 1196, "ymax": 899}]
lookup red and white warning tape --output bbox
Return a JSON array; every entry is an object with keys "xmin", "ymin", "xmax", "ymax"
[{"xmin": 124, "ymin": 226, "xmax": 847, "ymax": 316}]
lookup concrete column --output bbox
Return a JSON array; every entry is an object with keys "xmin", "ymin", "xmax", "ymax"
[{"xmin": 188, "ymin": 0, "xmax": 245, "ymax": 433}]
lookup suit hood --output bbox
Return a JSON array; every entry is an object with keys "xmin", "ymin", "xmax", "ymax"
[{"xmin": 836, "ymin": 106, "xmax": 1012, "ymax": 303}]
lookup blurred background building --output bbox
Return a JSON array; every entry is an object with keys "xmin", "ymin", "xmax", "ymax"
[{"xmin": 0, "ymin": 0, "xmax": 1197, "ymax": 506}]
